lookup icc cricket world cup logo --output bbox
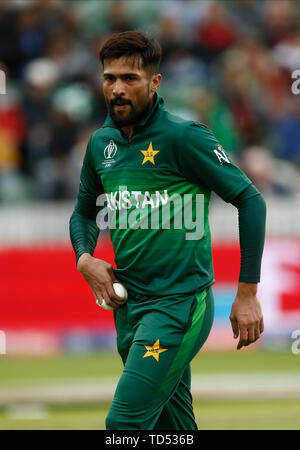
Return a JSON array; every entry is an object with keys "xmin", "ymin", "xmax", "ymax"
[{"xmin": 104, "ymin": 140, "xmax": 117, "ymax": 159}]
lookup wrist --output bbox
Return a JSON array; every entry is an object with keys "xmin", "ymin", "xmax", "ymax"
[
  {"xmin": 77, "ymin": 252, "xmax": 93, "ymax": 272},
  {"xmin": 237, "ymin": 282, "xmax": 258, "ymax": 298}
]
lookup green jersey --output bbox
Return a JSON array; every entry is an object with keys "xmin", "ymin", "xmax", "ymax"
[{"xmin": 76, "ymin": 94, "xmax": 251, "ymax": 295}]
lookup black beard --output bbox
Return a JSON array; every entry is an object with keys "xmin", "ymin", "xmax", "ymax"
[{"xmin": 106, "ymin": 98, "xmax": 152, "ymax": 128}]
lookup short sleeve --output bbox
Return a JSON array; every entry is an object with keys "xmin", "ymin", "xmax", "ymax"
[{"xmin": 177, "ymin": 122, "xmax": 252, "ymax": 202}]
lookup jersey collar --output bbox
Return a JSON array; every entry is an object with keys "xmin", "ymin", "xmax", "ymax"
[{"xmin": 102, "ymin": 93, "xmax": 164, "ymax": 130}]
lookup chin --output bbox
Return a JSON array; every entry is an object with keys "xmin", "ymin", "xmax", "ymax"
[{"xmin": 116, "ymin": 113, "xmax": 131, "ymax": 123}]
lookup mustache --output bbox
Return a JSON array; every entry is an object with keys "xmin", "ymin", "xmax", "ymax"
[{"xmin": 110, "ymin": 97, "xmax": 132, "ymax": 106}]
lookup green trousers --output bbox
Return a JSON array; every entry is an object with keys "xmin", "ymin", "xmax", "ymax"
[{"xmin": 106, "ymin": 287, "xmax": 214, "ymax": 430}]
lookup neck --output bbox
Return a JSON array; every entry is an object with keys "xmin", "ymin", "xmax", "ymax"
[
  {"xmin": 121, "ymin": 124, "xmax": 134, "ymax": 140},
  {"xmin": 120, "ymin": 94, "xmax": 155, "ymax": 140}
]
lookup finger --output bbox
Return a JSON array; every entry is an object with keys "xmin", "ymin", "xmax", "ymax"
[
  {"xmin": 108, "ymin": 266, "xmax": 119, "ymax": 283},
  {"xmin": 101, "ymin": 287, "xmax": 120, "ymax": 309},
  {"xmin": 260, "ymin": 317, "xmax": 264, "ymax": 334},
  {"xmin": 248, "ymin": 326, "xmax": 255, "ymax": 343},
  {"xmin": 106, "ymin": 281, "xmax": 125, "ymax": 305},
  {"xmin": 243, "ymin": 325, "xmax": 261, "ymax": 347},
  {"xmin": 237, "ymin": 327, "xmax": 248, "ymax": 350},
  {"xmin": 93, "ymin": 286, "xmax": 105, "ymax": 302},
  {"xmin": 255, "ymin": 326, "xmax": 261, "ymax": 341},
  {"xmin": 230, "ymin": 316, "xmax": 239, "ymax": 339}
]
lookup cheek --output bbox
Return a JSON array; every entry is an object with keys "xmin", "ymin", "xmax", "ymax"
[
  {"xmin": 103, "ymin": 83, "xmax": 113, "ymax": 97},
  {"xmin": 133, "ymin": 85, "xmax": 150, "ymax": 103},
  {"xmin": 102, "ymin": 85, "xmax": 108, "ymax": 99}
]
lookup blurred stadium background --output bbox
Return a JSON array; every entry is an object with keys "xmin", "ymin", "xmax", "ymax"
[{"xmin": 0, "ymin": 0, "xmax": 300, "ymax": 430}]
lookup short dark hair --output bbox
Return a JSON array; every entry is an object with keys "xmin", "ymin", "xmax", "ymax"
[{"xmin": 99, "ymin": 30, "xmax": 162, "ymax": 75}]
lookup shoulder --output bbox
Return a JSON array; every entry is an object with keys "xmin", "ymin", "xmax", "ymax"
[
  {"xmin": 160, "ymin": 109, "xmax": 210, "ymax": 139},
  {"xmin": 89, "ymin": 127, "xmax": 109, "ymax": 146},
  {"xmin": 85, "ymin": 126, "xmax": 111, "ymax": 159},
  {"xmin": 160, "ymin": 109, "xmax": 217, "ymax": 155}
]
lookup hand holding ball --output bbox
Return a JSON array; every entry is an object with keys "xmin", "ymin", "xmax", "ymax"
[
  {"xmin": 96, "ymin": 299, "xmax": 114, "ymax": 310},
  {"xmin": 96, "ymin": 282, "xmax": 128, "ymax": 310},
  {"xmin": 113, "ymin": 282, "xmax": 128, "ymax": 300}
]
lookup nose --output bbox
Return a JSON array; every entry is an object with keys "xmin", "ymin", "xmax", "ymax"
[{"xmin": 113, "ymin": 80, "xmax": 126, "ymax": 97}]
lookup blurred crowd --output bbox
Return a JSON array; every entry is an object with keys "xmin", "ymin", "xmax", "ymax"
[{"xmin": 0, "ymin": 0, "xmax": 300, "ymax": 202}]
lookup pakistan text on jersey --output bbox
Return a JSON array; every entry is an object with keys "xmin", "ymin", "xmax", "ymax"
[
  {"xmin": 95, "ymin": 189, "xmax": 205, "ymax": 240},
  {"xmin": 99, "ymin": 189, "xmax": 169, "ymax": 210}
]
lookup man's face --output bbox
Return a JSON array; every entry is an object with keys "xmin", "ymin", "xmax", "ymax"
[{"xmin": 102, "ymin": 56, "xmax": 157, "ymax": 127}]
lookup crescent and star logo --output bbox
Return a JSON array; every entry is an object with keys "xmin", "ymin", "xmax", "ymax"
[
  {"xmin": 143, "ymin": 339, "xmax": 167, "ymax": 362},
  {"xmin": 141, "ymin": 142, "xmax": 160, "ymax": 165}
]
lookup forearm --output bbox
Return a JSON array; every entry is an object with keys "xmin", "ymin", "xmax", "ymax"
[{"xmin": 231, "ymin": 184, "xmax": 266, "ymax": 283}]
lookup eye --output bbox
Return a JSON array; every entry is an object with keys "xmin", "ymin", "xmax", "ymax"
[
  {"xmin": 104, "ymin": 75, "xmax": 115, "ymax": 82},
  {"xmin": 125, "ymin": 75, "xmax": 135, "ymax": 81}
]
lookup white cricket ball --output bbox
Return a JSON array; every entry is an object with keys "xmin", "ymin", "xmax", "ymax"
[
  {"xmin": 113, "ymin": 282, "xmax": 128, "ymax": 301},
  {"xmin": 96, "ymin": 282, "xmax": 128, "ymax": 311}
]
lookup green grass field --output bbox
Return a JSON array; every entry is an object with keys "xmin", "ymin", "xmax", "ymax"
[
  {"xmin": 1, "ymin": 399, "xmax": 300, "ymax": 430},
  {"xmin": 0, "ymin": 349, "xmax": 299, "ymax": 430}
]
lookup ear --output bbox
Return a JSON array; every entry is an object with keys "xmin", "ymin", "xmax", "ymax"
[{"xmin": 150, "ymin": 73, "xmax": 162, "ymax": 93}]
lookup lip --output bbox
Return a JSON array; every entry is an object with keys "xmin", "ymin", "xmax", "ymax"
[{"xmin": 114, "ymin": 104, "xmax": 130, "ymax": 110}]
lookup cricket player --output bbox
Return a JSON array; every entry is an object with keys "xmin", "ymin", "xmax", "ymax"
[{"xmin": 69, "ymin": 31, "xmax": 266, "ymax": 430}]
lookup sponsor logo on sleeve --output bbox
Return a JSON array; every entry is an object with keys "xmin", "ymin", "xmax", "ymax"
[{"xmin": 214, "ymin": 145, "xmax": 230, "ymax": 164}]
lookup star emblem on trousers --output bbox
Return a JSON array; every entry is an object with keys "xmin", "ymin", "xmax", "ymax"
[{"xmin": 143, "ymin": 339, "xmax": 167, "ymax": 362}]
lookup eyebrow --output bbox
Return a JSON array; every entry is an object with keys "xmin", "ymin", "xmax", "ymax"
[{"xmin": 103, "ymin": 72, "xmax": 140, "ymax": 78}]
